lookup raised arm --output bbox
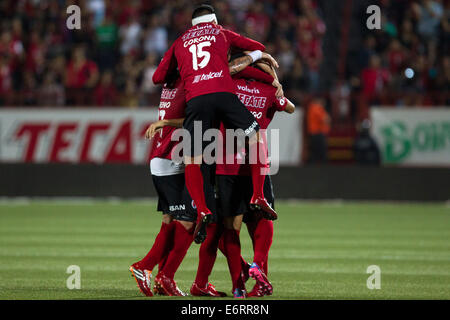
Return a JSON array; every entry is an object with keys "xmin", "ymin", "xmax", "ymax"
[
  {"xmin": 152, "ymin": 42, "xmax": 177, "ymax": 85},
  {"xmin": 255, "ymin": 61, "xmax": 283, "ymax": 98},
  {"xmin": 230, "ymin": 51, "xmax": 279, "ymax": 75},
  {"xmin": 234, "ymin": 66, "xmax": 274, "ymax": 84},
  {"xmin": 223, "ymin": 29, "xmax": 265, "ymax": 51}
]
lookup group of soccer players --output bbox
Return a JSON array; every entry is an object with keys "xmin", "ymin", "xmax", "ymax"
[{"xmin": 129, "ymin": 4, "xmax": 295, "ymax": 298}]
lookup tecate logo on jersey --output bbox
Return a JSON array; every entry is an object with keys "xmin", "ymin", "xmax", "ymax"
[
  {"xmin": 161, "ymin": 88, "xmax": 177, "ymax": 100},
  {"xmin": 192, "ymin": 70, "xmax": 223, "ymax": 83}
]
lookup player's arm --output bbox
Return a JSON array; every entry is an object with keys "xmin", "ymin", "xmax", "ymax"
[
  {"xmin": 145, "ymin": 118, "xmax": 185, "ymax": 139},
  {"xmin": 228, "ymin": 51, "xmax": 278, "ymax": 75},
  {"xmin": 255, "ymin": 61, "xmax": 283, "ymax": 98},
  {"xmin": 152, "ymin": 42, "xmax": 177, "ymax": 85},
  {"xmin": 234, "ymin": 65, "xmax": 274, "ymax": 83},
  {"xmin": 223, "ymin": 29, "xmax": 266, "ymax": 52},
  {"xmin": 283, "ymin": 98, "xmax": 295, "ymax": 114},
  {"xmin": 229, "ymin": 55, "xmax": 253, "ymax": 75}
]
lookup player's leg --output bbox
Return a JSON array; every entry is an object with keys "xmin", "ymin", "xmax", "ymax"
[
  {"xmin": 216, "ymin": 174, "xmax": 249, "ymax": 298},
  {"xmin": 216, "ymin": 92, "xmax": 277, "ymax": 220},
  {"xmin": 188, "ymin": 164, "xmax": 227, "ymax": 297},
  {"xmin": 222, "ymin": 214, "xmax": 247, "ymax": 298},
  {"xmin": 245, "ymin": 175, "xmax": 275, "ymax": 297},
  {"xmin": 130, "ymin": 172, "xmax": 183, "ymax": 296},
  {"xmin": 130, "ymin": 214, "xmax": 175, "ymax": 297},
  {"xmin": 154, "ymin": 219, "xmax": 194, "ymax": 296},
  {"xmin": 183, "ymin": 95, "xmax": 218, "ymax": 243},
  {"xmin": 191, "ymin": 221, "xmax": 227, "ymax": 297},
  {"xmin": 247, "ymin": 132, "xmax": 277, "ymax": 220}
]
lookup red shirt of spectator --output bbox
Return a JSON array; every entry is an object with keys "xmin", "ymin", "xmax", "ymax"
[
  {"xmin": 65, "ymin": 48, "xmax": 99, "ymax": 89},
  {"xmin": 361, "ymin": 55, "xmax": 390, "ymax": 99},
  {"xmin": 387, "ymin": 40, "xmax": 406, "ymax": 74},
  {"xmin": 0, "ymin": 56, "xmax": 12, "ymax": 94},
  {"xmin": 94, "ymin": 71, "xmax": 118, "ymax": 106}
]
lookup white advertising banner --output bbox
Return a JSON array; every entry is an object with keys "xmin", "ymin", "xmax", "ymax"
[
  {"xmin": 370, "ymin": 108, "xmax": 450, "ymax": 166},
  {"xmin": 0, "ymin": 108, "xmax": 302, "ymax": 165}
]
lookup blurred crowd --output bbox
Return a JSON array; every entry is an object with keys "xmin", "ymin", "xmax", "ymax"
[
  {"xmin": 0, "ymin": 0, "xmax": 448, "ymax": 113},
  {"xmin": 343, "ymin": 0, "xmax": 449, "ymax": 121}
]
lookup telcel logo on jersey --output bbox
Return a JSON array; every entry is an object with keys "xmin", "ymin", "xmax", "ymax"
[{"xmin": 192, "ymin": 70, "xmax": 223, "ymax": 83}]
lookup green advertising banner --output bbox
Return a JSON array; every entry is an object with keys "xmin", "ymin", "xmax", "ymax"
[{"xmin": 370, "ymin": 108, "xmax": 450, "ymax": 166}]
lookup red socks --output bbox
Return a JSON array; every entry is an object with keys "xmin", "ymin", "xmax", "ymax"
[
  {"xmin": 195, "ymin": 223, "xmax": 223, "ymax": 287},
  {"xmin": 222, "ymin": 228, "xmax": 244, "ymax": 291},
  {"xmin": 250, "ymin": 140, "xmax": 269, "ymax": 199},
  {"xmin": 185, "ymin": 164, "xmax": 209, "ymax": 215},
  {"xmin": 160, "ymin": 221, "xmax": 194, "ymax": 279},
  {"xmin": 139, "ymin": 222, "xmax": 175, "ymax": 270},
  {"xmin": 250, "ymin": 218, "xmax": 273, "ymax": 274}
]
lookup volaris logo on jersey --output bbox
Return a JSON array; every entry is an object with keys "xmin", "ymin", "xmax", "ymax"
[
  {"xmin": 192, "ymin": 70, "xmax": 223, "ymax": 83},
  {"xmin": 237, "ymin": 85, "xmax": 260, "ymax": 94}
]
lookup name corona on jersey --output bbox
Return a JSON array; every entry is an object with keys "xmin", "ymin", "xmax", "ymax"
[
  {"xmin": 192, "ymin": 70, "xmax": 223, "ymax": 83},
  {"xmin": 183, "ymin": 35, "xmax": 217, "ymax": 47}
]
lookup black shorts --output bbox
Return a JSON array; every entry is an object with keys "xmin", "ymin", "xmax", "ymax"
[
  {"xmin": 217, "ymin": 174, "xmax": 274, "ymax": 221},
  {"xmin": 153, "ymin": 164, "xmax": 218, "ymax": 223},
  {"xmin": 183, "ymin": 92, "xmax": 260, "ymax": 157},
  {"xmin": 152, "ymin": 173, "xmax": 197, "ymax": 222}
]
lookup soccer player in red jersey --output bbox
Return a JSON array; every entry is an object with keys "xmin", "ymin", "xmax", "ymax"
[
  {"xmin": 192, "ymin": 63, "xmax": 295, "ymax": 298},
  {"xmin": 152, "ymin": 4, "xmax": 279, "ymax": 247},
  {"xmin": 129, "ymin": 70, "xmax": 193, "ymax": 296},
  {"xmin": 130, "ymin": 54, "xmax": 277, "ymax": 297}
]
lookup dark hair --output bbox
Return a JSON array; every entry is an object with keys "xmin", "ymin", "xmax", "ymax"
[{"xmin": 192, "ymin": 4, "xmax": 215, "ymax": 20}]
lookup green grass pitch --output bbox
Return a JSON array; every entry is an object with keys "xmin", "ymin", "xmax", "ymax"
[{"xmin": 0, "ymin": 200, "xmax": 449, "ymax": 300}]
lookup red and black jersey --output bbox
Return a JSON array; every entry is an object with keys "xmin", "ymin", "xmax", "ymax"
[
  {"xmin": 216, "ymin": 76, "xmax": 287, "ymax": 176},
  {"xmin": 152, "ymin": 22, "xmax": 265, "ymax": 102},
  {"xmin": 149, "ymin": 78, "xmax": 186, "ymax": 161}
]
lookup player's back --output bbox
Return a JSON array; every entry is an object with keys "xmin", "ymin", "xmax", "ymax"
[
  {"xmin": 150, "ymin": 78, "xmax": 186, "ymax": 161},
  {"xmin": 173, "ymin": 22, "xmax": 234, "ymax": 100},
  {"xmin": 233, "ymin": 78, "xmax": 287, "ymax": 129}
]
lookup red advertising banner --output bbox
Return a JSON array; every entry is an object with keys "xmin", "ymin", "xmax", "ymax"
[{"xmin": 0, "ymin": 108, "xmax": 302, "ymax": 165}]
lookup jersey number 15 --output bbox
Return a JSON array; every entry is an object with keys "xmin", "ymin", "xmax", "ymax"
[{"xmin": 188, "ymin": 41, "xmax": 211, "ymax": 71}]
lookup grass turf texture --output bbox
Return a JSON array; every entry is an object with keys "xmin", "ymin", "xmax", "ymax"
[{"xmin": 0, "ymin": 200, "xmax": 449, "ymax": 300}]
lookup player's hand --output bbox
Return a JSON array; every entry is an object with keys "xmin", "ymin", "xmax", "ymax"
[
  {"xmin": 145, "ymin": 120, "xmax": 165, "ymax": 139},
  {"xmin": 272, "ymin": 79, "xmax": 284, "ymax": 99},
  {"xmin": 261, "ymin": 52, "xmax": 279, "ymax": 69}
]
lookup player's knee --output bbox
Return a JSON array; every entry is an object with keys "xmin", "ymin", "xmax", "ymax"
[
  {"xmin": 184, "ymin": 155, "xmax": 202, "ymax": 165},
  {"xmin": 177, "ymin": 219, "xmax": 194, "ymax": 231},
  {"xmin": 224, "ymin": 215, "xmax": 243, "ymax": 231},
  {"xmin": 162, "ymin": 214, "xmax": 173, "ymax": 224}
]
